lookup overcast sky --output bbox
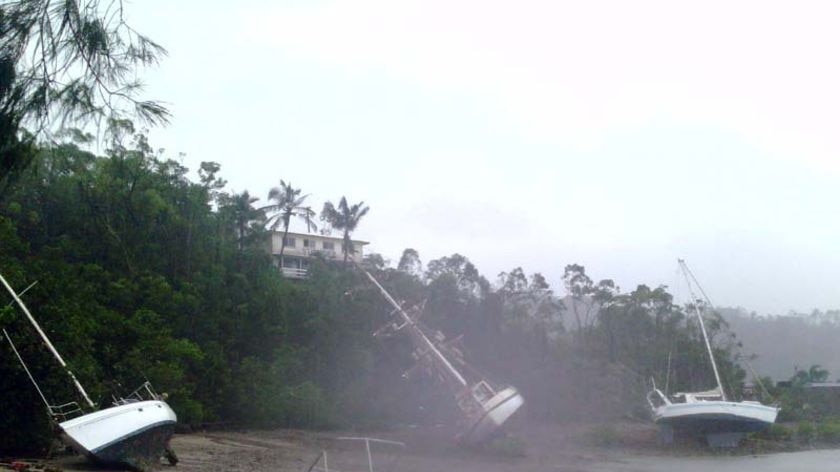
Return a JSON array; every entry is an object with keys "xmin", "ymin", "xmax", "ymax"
[{"xmin": 126, "ymin": 0, "xmax": 840, "ymax": 315}]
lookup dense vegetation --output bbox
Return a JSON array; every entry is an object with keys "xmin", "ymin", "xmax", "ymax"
[{"xmin": 0, "ymin": 129, "xmax": 759, "ymax": 454}]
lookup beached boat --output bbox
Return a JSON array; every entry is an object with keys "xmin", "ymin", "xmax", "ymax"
[
  {"xmin": 57, "ymin": 381, "xmax": 177, "ymax": 469},
  {"xmin": 1, "ymin": 272, "xmax": 177, "ymax": 470},
  {"xmin": 646, "ymin": 260, "xmax": 778, "ymax": 447},
  {"xmin": 360, "ymin": 268, "xmax": 524, "ymax": 446}
]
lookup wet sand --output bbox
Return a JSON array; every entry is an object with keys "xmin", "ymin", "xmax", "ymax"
[
  {"xmin": 585, "ymin": 450, "xmax": 840, "ymax": 472},
  {"xmin": 44, "ymin": 422, "xmax": 840, "ymax": 472}
]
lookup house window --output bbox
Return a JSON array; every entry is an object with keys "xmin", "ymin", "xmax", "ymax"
[
  {"xmin": 303, "ymin": 239, "xmax": 314, "ymax": 248},
  {"xmin": 283, "ymin": 237, "xmax": 296, "ymax": 248},
  {"xmin": 322, "ymin": 241, "xmax": 334, "ymax": 250}
]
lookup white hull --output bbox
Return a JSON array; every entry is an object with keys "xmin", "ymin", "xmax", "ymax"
[
  {"xmin": 60, "ymin": 400, "xmax": 177, "ymax": 468},
  {"xmin": 653, "ymin": 400, "xmax": 778, "ymax": 432},
  {"xmin": 460, "ymin": 387, "xmax": 524, "ymax": 445}
]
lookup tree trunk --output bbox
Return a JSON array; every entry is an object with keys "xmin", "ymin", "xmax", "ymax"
[
  {"xmin": 342, "ymin": 231, "xmax": 350, "ymax": 265},
  {"xmin": 279, "ymin": 221, "xmax": 291, "ymax": 269}
]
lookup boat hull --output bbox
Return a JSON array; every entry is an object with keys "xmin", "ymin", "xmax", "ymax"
[
  {"xmin": 653, "ymin": 401, "xmax": 778, "ymax": 446},
  {"xmin": 59, "ymin": 400, "xmax": 177, "ymax": 470},
  {"xmin": 459, "ymin": 387, "xmax": 525, "ymax": 445}
]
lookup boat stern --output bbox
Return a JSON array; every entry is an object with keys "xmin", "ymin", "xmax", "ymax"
[{"xmin": 458, "ymin": 386, "xmax": 525, "ymax": 446}]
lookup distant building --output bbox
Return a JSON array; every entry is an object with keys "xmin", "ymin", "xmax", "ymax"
[
  {"xmin": 802, "ymin": 382, "xmax": 840, "ymax": 416},
  {"xmin": 269, "ymin": 231, "xmax": 368, "ymax": 279},
  {"xmin": 804, "ymin": 382, "xmax": 840, "ymax": 389}
]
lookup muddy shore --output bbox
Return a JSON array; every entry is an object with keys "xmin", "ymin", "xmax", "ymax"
[
  {"xmin": 29, "ymin": 421, "xmax": 836, "ymax": 472},
  {"xmin": 45, "ymin": 423, "xmax": 637, "ymax": 472}
]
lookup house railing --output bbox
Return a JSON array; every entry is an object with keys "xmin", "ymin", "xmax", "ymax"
[
  {"xmin": 281, "ymin": 267, "xmax": 308, "ymax": 279},
  {"xmin": 303, "ymin": 248, "xmax": 337, "ymax": 258},
  {"xmin": 279, "ymin": 247, "xmax": 337, "ymax": 258}
]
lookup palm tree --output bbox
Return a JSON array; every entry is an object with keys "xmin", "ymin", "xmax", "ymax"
[
  {"xmin": 215, "ymin": 191, "xmax": 264, "ymax": 263},
  {"xmin": 231, "ymin": 191, "xmax": 262, "ymax": 252},
  {"xmin": 301, "ymin": 206, "xmax": 317, "ymax": 233},
  {"xmin": 321, "ymin": 197, "xmax": 369, "ymax": 264},
  {"xmin": 262, "ymin": 180, "xmax": 317, "ymax": 262}
]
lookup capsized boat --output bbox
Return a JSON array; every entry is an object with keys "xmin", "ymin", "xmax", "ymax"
[
  {"xmin": 645, "ymin": 260, "xmax": 778, "ymax": 447},
  {"xmin": 1, "ymin": 272, "xmax": 177, "ymax": 470},
  {"xmin": 360, "ymin": 268, "xmax": 524, "ymax": 446}
]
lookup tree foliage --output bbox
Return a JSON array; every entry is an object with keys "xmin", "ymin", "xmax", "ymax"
[
  {"xmin": 320, "ymin": 197, "xmax": 369, "ymax": 264},
  {"xmin": 1, "ymin": 0, "xmax": 168, "ymax": 130},
  {"xmin": 0, "ymin": 0, "xmax": 166, "ymax": 201}
]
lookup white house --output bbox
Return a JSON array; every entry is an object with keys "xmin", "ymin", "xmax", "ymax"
[{"xmin": 269, "ymin": 231, "xmax": 369, "ymax": 278}]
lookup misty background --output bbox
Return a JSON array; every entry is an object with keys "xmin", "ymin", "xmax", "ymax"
[
  {"xmin": 121, "ymin": 0, "xmax": 840, "ymax": 317},
  {"xmin": 722, "ymin": 308, "xmax": 840, "ymax": 382}
]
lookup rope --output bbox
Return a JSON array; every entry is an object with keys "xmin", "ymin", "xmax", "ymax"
[{"xmin": 3, "ymin": 329, "xmax": 53, "ymax": 413}]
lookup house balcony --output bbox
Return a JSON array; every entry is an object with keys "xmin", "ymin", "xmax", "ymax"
[
  {"xmin": 280, "ymin": 267, "xmax": 309, "ymax": 279},
  {"xmin": 301, "ymin": 248, "xmax": 337, "ymax": 258}
]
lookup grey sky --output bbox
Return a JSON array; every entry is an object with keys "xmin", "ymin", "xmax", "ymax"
[{"xmin": 127, "ymin": 0, "xmax": 840, "ymax": 315}]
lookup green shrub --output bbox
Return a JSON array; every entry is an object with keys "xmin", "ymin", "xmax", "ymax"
[
  {"xmin": 816, "ymin": 419, "xmax": 840, "ymax": 443},
  {"xmin": 797, "ymin": 421, "xmax": 816, "ymax": 443},
  {"xmin": 757, "ymin": 423, "xmax": 791, "ymax": 441}
]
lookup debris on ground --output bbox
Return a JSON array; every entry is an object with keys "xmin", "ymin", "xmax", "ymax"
[{"xmin": 0, "ymin": 460, "xmax": 62, "ymax": 472}]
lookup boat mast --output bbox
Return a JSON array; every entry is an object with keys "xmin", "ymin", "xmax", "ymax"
[
  {"xmin": 678, "ymin": 259, "xmax": 727, "ymax": 401},
  {"xmin": 0, "ymin": 273, "xmax": 96, "ymax": 409},
  {"xmin": 360, "ymin": 269, "xmax": 469, "ymax": 388}
]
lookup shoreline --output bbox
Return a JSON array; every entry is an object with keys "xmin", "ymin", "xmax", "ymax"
[{"xmin": 16, "ymin": 420, "xmax": 838, "ymax": 472}]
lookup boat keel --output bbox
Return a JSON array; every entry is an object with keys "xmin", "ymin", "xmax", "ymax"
[{"xmin": 88, "ymin": 422, "xmax": 176, "ymax": 471}]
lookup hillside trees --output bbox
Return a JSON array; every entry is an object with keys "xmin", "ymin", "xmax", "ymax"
[
  {"xmin": 0, "ymin": 0, "xmax": 167, "ymax": 198},
  {"xmin": 0, "ymin": 131, "xmax": 328, "ymax": 453},
  {"xmin": 397, "ymin": 248, "xmax": 422, "ymax": 277}
]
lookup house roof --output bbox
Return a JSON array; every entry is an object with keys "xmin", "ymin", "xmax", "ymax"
[{"xmin": 805, "ymin": 382, "xmax": 840, "ymax": 388}]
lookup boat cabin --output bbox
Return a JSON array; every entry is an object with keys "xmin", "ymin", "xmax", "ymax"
[{"xmin": 672, "ymin": 388, "xmax": 725, "ymax": 403}]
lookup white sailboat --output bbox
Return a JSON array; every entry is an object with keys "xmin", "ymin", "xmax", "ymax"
[
  {"xmin": 645, "ymin": 260, "xmax": 778, "ymax": 447},
  {"xmin": 1, "ymin": 272, "xmax": 177, "ymax": 470},
  {"xmin": 361, "ymin": 268, "xmax": 524, "ymax": 446}
]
